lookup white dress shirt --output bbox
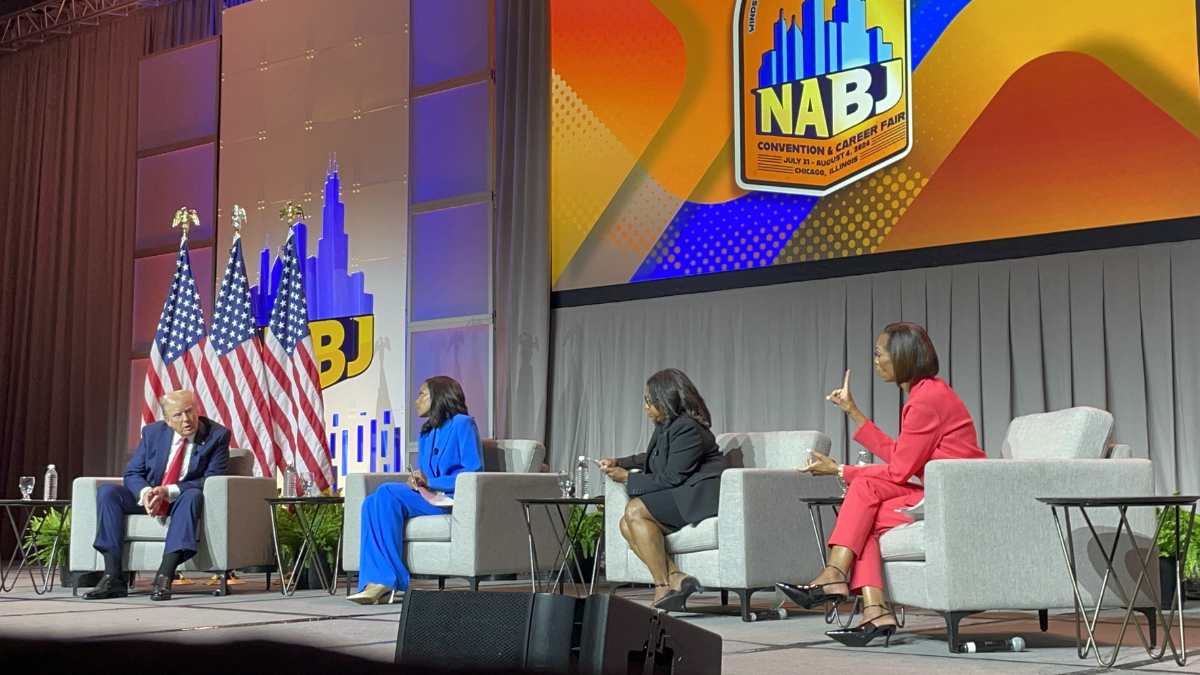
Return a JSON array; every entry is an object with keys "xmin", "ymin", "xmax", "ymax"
[{"xmin": 138, "ymin": 431, "xmax": 195, "ymax": 508}]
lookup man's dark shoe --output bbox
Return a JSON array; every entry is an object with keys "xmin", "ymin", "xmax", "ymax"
[
  {"xmin": 150, "ymin": 573, "xmax": 174, "ymax": 601},
  {"xmin": 81, "ymin": 574, "xmax": 128, "ymax": 600}
]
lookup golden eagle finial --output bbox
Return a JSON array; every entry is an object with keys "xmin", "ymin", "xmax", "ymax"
[
  {"xmin": 231, "ymin": 204, "xmax": 247, "ymax": 236},
  {"xmin": 171, "ymin": 207, "xmax": 200, "ymax": 239},
  {"xmin": 278, "ymin": 201, "xmax": 305, "ymax": 226}
]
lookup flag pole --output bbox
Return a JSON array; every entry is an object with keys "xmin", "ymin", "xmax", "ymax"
[{"xmin": 275, "ymin": 200, "xmax": 305, "ymax": 495}]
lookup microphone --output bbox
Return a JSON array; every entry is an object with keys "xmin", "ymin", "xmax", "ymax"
[
  {"xmin": 747, "ymin": 608, "xmax": 788, "ymax": 622},
  {"xmin": 958, "ymin": 637, "xmax": 1025, "ymax": 653}
]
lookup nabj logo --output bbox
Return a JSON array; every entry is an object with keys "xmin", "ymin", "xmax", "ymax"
[{"xmin": 734, "ymin": 0, "xmax": 912, "ymax": 196}]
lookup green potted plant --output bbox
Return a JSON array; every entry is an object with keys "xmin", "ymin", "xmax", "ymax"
[
  {"xmin": 566, "ymin": 505, "xmax": 604, "ymax": 583},
  {"xmin": 21, "ymin": 507, "xmax": 100, "ymax": 589},
  {"xmin": 1156, "ymin": 506, "xmax": 1200, "ymax": 608},
  {"xmin": 276, "ymin": 503, "xmax": 344, "ymax": 589}
]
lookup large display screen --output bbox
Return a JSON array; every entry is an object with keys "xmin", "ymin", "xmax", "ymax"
[{"xmin": 550, "ymin": 1, "xmax": 1200, "ymax": 293}]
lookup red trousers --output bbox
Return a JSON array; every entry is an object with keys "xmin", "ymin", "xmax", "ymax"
[{"xmin": 827, "ymin": 475, "xmax": 922, "ymax": 591}]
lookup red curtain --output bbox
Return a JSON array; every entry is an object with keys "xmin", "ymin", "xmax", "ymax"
[
  {"xmin": 0, "ymin": 17, "xmax": 143, "ymax": 505},
  {"xmin": 0, "ymin": 0, "xmax": 220, "ymax": 515}
]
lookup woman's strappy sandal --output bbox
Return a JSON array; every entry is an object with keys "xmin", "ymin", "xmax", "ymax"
[
  {"xmin": 825, "ymin": 604, "xmax": 898, "ymax": 647},
  {"xmin": 652, "ymin": 571, "xmax": 700, "ymax": 612},
  {"xmin": 776, "ymin": 564, "xmax": 849, "ymax": 609}
]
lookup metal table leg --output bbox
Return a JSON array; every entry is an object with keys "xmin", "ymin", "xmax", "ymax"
[
  {"xmin": 1048, "ymin": 503, "xmax": 1193, "ymax": 668},
  {"xmin": 2, "ymin": 503, "xmax": 66, "ymax": 594}
]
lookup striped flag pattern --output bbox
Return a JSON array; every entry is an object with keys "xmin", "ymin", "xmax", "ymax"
[
  {"xmin": 194, "ymin": 236, "xmax": 280, "ymax": 478},
  {"xmin": 263, "ymin": 227, "xmax": 334, "ymax": 491},
  {"xmin": 142, "ymin": 239, "xmax": 206, "ymax": 425}
]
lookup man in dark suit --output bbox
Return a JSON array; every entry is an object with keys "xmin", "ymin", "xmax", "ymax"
[{"xmin": 83, "ymin": 390, "xmax": 230, "ymax": 601}]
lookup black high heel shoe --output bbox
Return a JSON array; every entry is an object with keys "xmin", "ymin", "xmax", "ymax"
[
  {"xmin": 653, "ymin": 573, "xmax": 700, "ymax": 612},
  {"xmin": 776, "ymin": 565, "xmax": 849, "ymax": 609},
  {"xmin": 826, "ymin": 604, "xmax": 898, "ymax": 647}
]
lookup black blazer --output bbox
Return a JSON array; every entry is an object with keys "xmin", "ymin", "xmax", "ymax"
[{"xmin": 617, "ymin": 414, "xmax": 725, "ymax": 526}]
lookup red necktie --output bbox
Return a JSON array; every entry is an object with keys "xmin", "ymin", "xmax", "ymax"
[{"xmin": 154, "ymin": 437, "xmax": 188, "ymax": 517}]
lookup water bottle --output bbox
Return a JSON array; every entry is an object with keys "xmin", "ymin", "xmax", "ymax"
[
  {"xmin": 575, "ymin": 456, "xmax": 590, "ymax": 499},
  {"xmin": 856, "ymin": 450, "xmax": 870, "ymax": 466},
  {"xmin": 958, "ymin": 637, "xmax": 1025, "ymax": 653},
  {"xmin": 43, "ymin": 464, "xmax": 58, "ymax": 501},
  {"xmin": 282, "ymin": 465, "xmax": 298, "ymax": 498}
]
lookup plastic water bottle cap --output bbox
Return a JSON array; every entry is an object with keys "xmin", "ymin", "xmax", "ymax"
[{"xmin": 47, "ymin": 464, "xmax": 55, "ymax": 469}]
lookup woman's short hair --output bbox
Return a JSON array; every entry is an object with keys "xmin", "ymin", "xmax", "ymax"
[
  {"xmin": 421, "ymin": 375, "xmax": 469, "ymax": 434},
  {"xmin": 882, "ymin": 322, "xmax": 939, "ymax": 386},
  {"xmin": 645, "ymin": 368, "xmax": 712, "ymax": 428}
]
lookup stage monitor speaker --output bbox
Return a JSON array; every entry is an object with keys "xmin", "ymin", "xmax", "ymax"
[
  {"xmin": 579, "ymin": 594, "xmax": 721, "ymax": 675},
  {"xmin": 395, "ymin": 590, "xmax": 580, "ymax": 673},
  {"xmin": 395, "ymin": 590, "xmax": 721, "ymax": 675}
]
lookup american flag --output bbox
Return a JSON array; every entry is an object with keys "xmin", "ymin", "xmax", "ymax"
[
  {"xmin": 263, "ymin": 227, "xmax": 334, "ymax": 491},
  {"xmin": 194, "ymin": 236, "xmax": 279, "ymax": 478},
  {"xmin": 142, "ymin": 239, "xmax": 206, "ymax": 425}
]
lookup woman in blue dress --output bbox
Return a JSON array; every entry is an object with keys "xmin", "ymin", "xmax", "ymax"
[{"xmin": 348, "ymin": 375, "xmax": 483, "ymax": 604}]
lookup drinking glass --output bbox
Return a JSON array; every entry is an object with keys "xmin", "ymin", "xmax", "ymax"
[
  {"xmin": 18, "ymin": 476, "xmax": 35, "ymax": 500},
  {"xmin": 557, "ymin": 472, "xmax": 574, "ymax": 499},
  {"xmin": 300, "ymin": 475, "xmax": 316, "ymax": 497}
]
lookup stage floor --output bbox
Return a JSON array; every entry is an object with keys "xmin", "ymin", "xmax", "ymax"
[{"xmin": 1, "ymin": 573, "xmax": 1198, "ymax": 673}]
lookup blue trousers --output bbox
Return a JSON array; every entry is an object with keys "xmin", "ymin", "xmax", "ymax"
[
  {"xmin": 93, "ymin": 484, "xmax": 203, "ymax": 560},
  {"xmin": 358, "ymin": 482, "xmax": 449, "ymax": 591}
]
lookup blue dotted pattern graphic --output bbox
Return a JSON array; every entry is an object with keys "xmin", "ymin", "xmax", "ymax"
[
  {"xmin": 631, "ymin": 193, "xmax": 818, "ymax": 281},
  {"xmin": 628, "ymin": 0, "xmax": 972, "ymax": 284}
]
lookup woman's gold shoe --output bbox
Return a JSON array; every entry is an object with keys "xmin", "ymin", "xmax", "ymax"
[{"xmin": 348, "ymin": 583, "xmax": 392, "ymax": 605}]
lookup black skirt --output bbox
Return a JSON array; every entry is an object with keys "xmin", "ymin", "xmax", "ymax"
[{"xmin": 639, "ymin": 489, "xmax": 689, "ymax": 531}]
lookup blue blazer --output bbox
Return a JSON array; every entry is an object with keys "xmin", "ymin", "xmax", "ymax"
[
  {"xmin": 124, "ymin": 417, "xmax": 231, "ymax": 497},
  {"xmin": 417, "ymin": 413, "xmax": 483, "ymax": 496}
]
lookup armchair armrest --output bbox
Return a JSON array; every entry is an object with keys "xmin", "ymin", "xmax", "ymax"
[
  {"xmin": 717, "ymin": 469, "xmax": 840, "ymax": 589},
  {"xmin": 920, "ymin": 459, "xmax": 1155, "ymax": 611},
  {"xmin": 603, "ymin": 476, "xmax": 632, "ymax": 581},
  {"xmin": 70, "ymin": 477, "xmax": 122, "ymax": 572},
  {"xmin": 449, "ymin": 472, "xmax": 561, "ymax": 576},
  {"xmin": 201, "ymin": 476, "xmax": 278, "ymax": 571},
  {"xmin": 342, "ymin": 472, "xmax": 409, "ymax": 571}
]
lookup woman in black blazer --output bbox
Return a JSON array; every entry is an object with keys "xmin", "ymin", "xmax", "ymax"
[{"xmin": 599, "ymin": 369, "xmax": 725, "ymax": 611}]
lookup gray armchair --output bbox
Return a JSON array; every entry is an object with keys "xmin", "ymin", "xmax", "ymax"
[
  {"xmin": 603, "ymin": 430, "xmax": 840, "ymax": 620},
  {"xmin": 69, "ymin": 448, "xmax": 277, "ymax": 595},
  {"xmin": 876, "ymin": 407, "xmax": 1158, "ymax": 651},
  {"xmin": 342, "ymin": 439, "xmax": 560, "ymax": 592}
]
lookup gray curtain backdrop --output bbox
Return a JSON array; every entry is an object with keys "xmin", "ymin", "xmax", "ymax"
[
  {"xmin": 548, "ymin": 240, "xmax": 1200, "ymax": 495},
  {"xmin": 494, "ymin": 0, "xmax": 551, "ymax": 445}
]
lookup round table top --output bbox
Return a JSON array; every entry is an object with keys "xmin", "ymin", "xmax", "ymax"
[
  {"xmin": 799, "ymin": 496, "xmax": 845, "ymax": 505},
  {"xmin": 1037, "ymin": 495, "xmax": 1200, "ymax": 507},
  {"xmin": 0, "ymin": 499, "xmax": 71, "ymax": 507},
  {"xmin": 517, "ymin": 496, "xmax": 604, "ymax": 506},
  {"xmin": 265, "ymin": 496, "xmax": 345, "ymax": 505}
]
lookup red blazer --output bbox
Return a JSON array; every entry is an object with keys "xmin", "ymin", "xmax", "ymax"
[{"xmin": 841, "ymin": 377, "xmax": 984, "ymax": 486}]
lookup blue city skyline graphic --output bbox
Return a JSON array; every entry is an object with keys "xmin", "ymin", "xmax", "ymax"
[
  {"xmin": 250, "ymin": 158, "xmax": 374, "ymax": 327},
  {"xmin": 758, "ymin": 0, "xmax": 895, "ymax": 88},
  {"xmin": 329, "ymin": 409, "xmax": 405, "ymax": 488}
]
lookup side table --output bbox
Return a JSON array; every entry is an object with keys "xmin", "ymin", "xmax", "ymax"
[
  {"xmin": 266, "ymin": 496, "xmax": 344, "ymax": 596},
  {"xmin": 517, "ymin": 496, "xmax": 604, "ymax": 596},
  {"xmin": 1039, "ymin": 495, "xmax": 1198, "ymax": 667},
  {"xmin": 0, "ymin": 499, "xmax": 71, "ymax": 594}
]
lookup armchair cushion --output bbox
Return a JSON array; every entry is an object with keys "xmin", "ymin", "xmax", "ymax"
[
  {"xmin": 716, "ymin": 430, "xmax": 831, "ymax": 469},
  {"xmin": 124, "ymin": 515, "xmax": 196, "ymax": 542},
  {"xmin": 880, "ymin": 521, "xmax": 925, "ymax": 561},
  {"xmin": 406, "ymin": 514, "xmax": 452, "ymax": 542},
  {"xmin": 1001, "ymin": 407, "xmax": 1113, "ymax": 459},
  {"xmin": 666, "ymin": 517, "xmax": 718, "ymax": 554}
]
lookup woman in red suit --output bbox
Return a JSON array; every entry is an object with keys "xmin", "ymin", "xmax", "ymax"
[{"xmin": 779, "ymin": 322, "xmax": 985, "ymax": 647}]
